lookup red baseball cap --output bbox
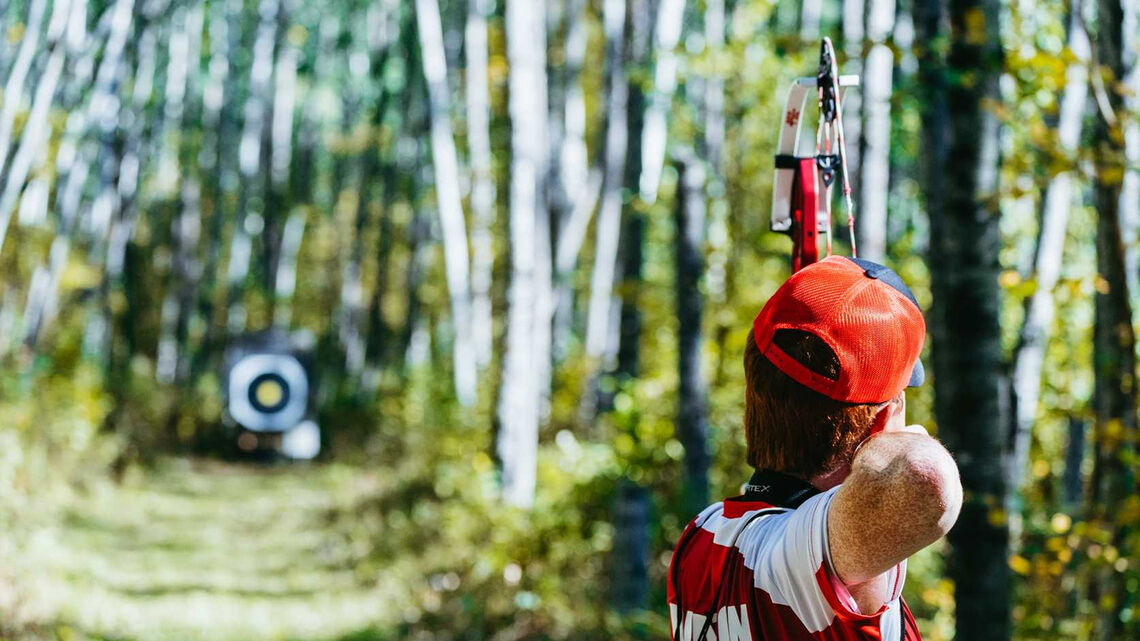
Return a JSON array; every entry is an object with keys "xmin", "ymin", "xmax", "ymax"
[{"xmin": 752, "ymin": 256, "xmax": 926, "ymax": 404}]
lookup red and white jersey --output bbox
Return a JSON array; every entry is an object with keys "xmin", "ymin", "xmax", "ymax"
[{"xmin": 667, "ymin": 486, "xmax": 922, "ymax": 640}]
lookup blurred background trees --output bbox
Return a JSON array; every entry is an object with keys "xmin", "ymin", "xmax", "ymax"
[{"xmin": 0, "ymin": 0, "xmax": 1138, "ymax": 639}]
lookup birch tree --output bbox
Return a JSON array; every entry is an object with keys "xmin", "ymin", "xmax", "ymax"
[
  {"xmin": 465, "ymin": 0, "xmax": 495, "ymax": 370},
  {"xmin": 21, "ymin": 0, "xmax": 101, "ymax": 349},
  {"xmin": 1118, "ymin": 0, "xmax": 1138, "ymax": 296},
  {"xmin": 0, "ymin": 0, "xmax": 72, "ymax": 253},
  {"xmin": 414, "ymin": 0, "xmax": 477, "ymax": 407},
  {"xmin": 856, "ymin": 0, "xmax": 895, "ymax": 261},
  {"xmin": 843, "ymin": 0, "xmax": 864, "ymax": 211},
  {"xmin": 340, "ymin": 19, "xmax": 375, "ymax": 378},
  {"xmin": 157, "ymin": 5, "xmax": 205, "ymax": 383},
  {"xmin": 1006, "ymin": 6, "xmax": 1089, "ymax": 526},
  {"xmin": 703, "ymin": 0, "xmax": 725, "ymax": 180},
  {"xmin": 498, "ymin": 0, "xmax": 549, "ymax": 508},
  {"xmin": 638, "ymin": 0, "xmax": 685, "ymax": 204},
  {"xmin": 801, "ymin": 0, "xmax": 823, "ymax": 40},
  {"xmin": 553, "ymin": 0, "xmax": 600, "ymax": 361},
  {"xmin": 585, "ymin": 0, "xmax": 629, "ymax": 359},
  {"xmin": 0, "ymin": 0, "xmax": 47, "ymax": 179},
  {"xmin": 225, "ymin": 0, "xmax": 280, "ymax": 336}
]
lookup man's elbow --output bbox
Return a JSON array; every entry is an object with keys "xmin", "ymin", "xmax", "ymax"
[{"xmin": 902, "ymin": 439, "xmax": 963, "ymax": 540}]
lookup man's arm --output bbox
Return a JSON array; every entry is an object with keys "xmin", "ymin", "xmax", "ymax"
[{"xmin": 827, "ymin": 431, "xmax": 963, "ymax": 587}]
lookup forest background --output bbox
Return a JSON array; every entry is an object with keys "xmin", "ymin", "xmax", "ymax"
[{"xmin": 0, "ymin": 0, "xmax": 1137, "ymax": 639}]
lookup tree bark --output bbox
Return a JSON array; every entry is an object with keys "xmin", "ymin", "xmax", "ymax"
[
  {"xmin": 415, "ymin": 0, "xmax": 478, "ymax": 407},
  {"xmin": 225, "ymin": 0, "xmax": 280, "ymax": 337},
  {"xmin": 191, "ymin": 0, "xmax": 241, "ymax": 381},
  {"xmin": 674, "ymin": 151, "xmax": 710, "ymax": 515},
  {"xmin": 552, "ymin": 0, "xmax": 595, "ymax": 363},
  {"xmin": 855, "ymin": 0, "xmax": 894, "ymax": 261},
  {"xmin": 466, "ymin": 0, "xmax": 496, "ymax": 370},
  {"xmin": 916, "ymin": 0, "xmax": 1010, "ymax": 636},
  {"xmin": 0, "ymin": 0, "xmax": 48, "ymax": 180},
  {"xmin": 801, "ymin": 0, "xmax": 823, "ymax": 40},
  {"xmin": 611, "ymin": 480, "xmax": 652, "ymax": 612},
  {"xmin": 157, "ymin": 5, "xmax": 205, "ymax": 384},
  {"xmin": 1088, "ymin": 0, "xmax": 1136, "ymax": 636},
  {"xmin": 843, "ymin": 0, "xmax": 865, "ymax": 215},
  {"xmin": 0, "ymin": 0, "xmax": 72, "ymax": 253},
  {"xmin": 638, "ymin": 0, "xmax": 685, "ymax": 204},
  {"xmin": 1119, "ymin": 0, "xmax": 1139, "ymax": 297},
  {"xmin": 585, "ymin": 0, "xmax": 629, "ymax": 360},
  {"xmin": 609, "ymin": 0, "xmax": 653, "ymax": 616},
  {"xmin": 498, "ymin": 0, "xmax": 549, "ymax": 508}
]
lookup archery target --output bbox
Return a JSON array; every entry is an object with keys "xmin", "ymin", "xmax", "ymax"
[{"xmin": 228, "ymin": 353, "xmax": 308, "ymax": 432}]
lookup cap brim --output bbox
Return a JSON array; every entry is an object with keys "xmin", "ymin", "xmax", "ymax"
[{"xmin": 908, "ymin": 358, "xmax": 925, "ymax": 387}]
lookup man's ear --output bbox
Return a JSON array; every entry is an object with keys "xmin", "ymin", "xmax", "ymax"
[
  {"xmin": 869, "ymin": 394, "xmax": 905, "ymax": 436},
  {"xmin": 868, "ymin": 403, "xmax": 894, "ymax": 437}
]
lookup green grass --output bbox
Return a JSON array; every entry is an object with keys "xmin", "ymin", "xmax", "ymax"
[{"xmin": 1, "ymin": 459, "xmax": 404, "ymax": 641}]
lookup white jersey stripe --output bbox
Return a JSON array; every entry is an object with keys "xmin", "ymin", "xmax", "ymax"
[{"xmin": 689, "ymin": 486, "xmax": 907, "ymax": 637}]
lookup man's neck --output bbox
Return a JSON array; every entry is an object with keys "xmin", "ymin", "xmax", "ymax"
[{"xmin": 809, "ymin": 462, "xmax": 852, "ymax": 492}]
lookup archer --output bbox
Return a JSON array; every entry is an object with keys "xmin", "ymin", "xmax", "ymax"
[{"xmin": 666, "ymin": 42, "xmax": 963, "ymax": 641}]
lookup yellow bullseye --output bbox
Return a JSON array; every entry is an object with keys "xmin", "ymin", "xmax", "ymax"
[{"xmin": 254, "ymin": 379, "xmax": 284, "ymax": 408}]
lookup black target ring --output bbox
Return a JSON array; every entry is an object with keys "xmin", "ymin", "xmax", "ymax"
[{"xmin": 247, "ymin": 372, "xmax": 291, "ymax": 413}]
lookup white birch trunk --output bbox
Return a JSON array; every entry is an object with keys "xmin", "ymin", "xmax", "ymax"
[
  {"xmin": 466, "ymin": 0, "xmax": 495, "ymax": 370},
  {"xmin": 801, "ymin": 0, "xmax": 822, "ymax": 41},
  {"xmin": 226, "ymin": 0, "xmax": 279, "ymax": 336},
  {"xmin": 842, "ymin": 0, "xmax": 865, "ymax": 209},
  {"xmin": 856, "ymin": 0, "xmax": 895, "ymax": 261},
  {"xmin": 273, "ymin": 210, "xmax": 306, "ymax": 328},
  {"xmin": 0, "ymin": 0, "xmax": 72, "ymax": 254},
  {"xmin": 1119, "ymin": 0, "xmax": 1139, "ymax": 298},
  {"xmin": 638, "ymin": 0, "xmax": 686, "ymax": 204},
  {"xmin": 498, "ymin": 0, "xmax": 549, "ymax": 508},
  {"xmin": 1007, "ymin": 12, "xmax": 1090, "ymax": 516},
  {"xmin": 530, "ymin": 4, "xmax": 552, "ymax": 422},
  {"xmin": 106, "ymin": 16, "xmax": 154, "ymax": 282},
  {"xmin": 704, "ymin": 0, "xmax": 725, "ymax": 179},
  {"xmin": 157, "ymin": 6, "xmax": 204, "ymax": 384},
  {"xmin": 552, "ymin": 0, "xmax": 594, "ymax": 361},
  {"xmin": 341, "ymin": 41, "xmax": 372, "ymax": 378},
  {"xmin": 271, "ymin": 31, "xmax": 297, "ymax": 190},
  {"xmin": 0, "ymin": 0, "xmax": 48, "ymax": 179},
  {"xmin": 36, "ymin": 24, "xmax": 97, "ymax": 253},
  {"xmin": 415, "ymin": 0, "xmax": 477, "ymax": 406},
  {"xmin": 585, "ymin": 0, "xmax": 628, "ymax": 359}
]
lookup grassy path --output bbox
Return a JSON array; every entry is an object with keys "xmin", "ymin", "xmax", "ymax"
[{"xmin": 2, "ymin": 459, "xmax": 399, "ymax": 641}]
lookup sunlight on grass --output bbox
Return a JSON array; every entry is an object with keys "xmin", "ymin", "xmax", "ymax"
[{"xmin": 2, "ymin": 459, "xmax": 403, "ymax": 641}]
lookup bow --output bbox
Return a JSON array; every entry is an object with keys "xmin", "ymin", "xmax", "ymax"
[{"xmin": 770, "ymin": 38, "xmax": 859, "ymax": 272}]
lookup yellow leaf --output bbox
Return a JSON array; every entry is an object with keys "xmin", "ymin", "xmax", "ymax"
[
  {"xmin": 1051, "ymin": 512, "xmax": 1072, "ymax": 534},
  {"xmin": 1009, "ymin": 554, "xmax": 1031, "ymax": 575}
]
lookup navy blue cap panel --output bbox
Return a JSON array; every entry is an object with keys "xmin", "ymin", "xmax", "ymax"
[
  {"xmin": 843, "ymin": 256, "xmax": 921, "ymax": 311},
  {"xmin": 908, "ymin": 358, "xmax": 925, "ymax": 387},
  {"xmin": 843, "ymin": 256, "xmax": 926, "ymax": 388}
]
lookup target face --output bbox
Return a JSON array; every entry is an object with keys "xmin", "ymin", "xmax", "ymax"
[
  {"xmin": 249, "ymin": 373, "xmax": 290, "ymax": 413},
  {"xmin": 228, "ymin": 353, "xmax": 308, "ymax": 432}
]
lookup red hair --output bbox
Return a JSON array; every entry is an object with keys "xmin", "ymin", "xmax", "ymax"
[{"xmin": 743, "ymin": 329, "xmax": 880, "ymax": 477}]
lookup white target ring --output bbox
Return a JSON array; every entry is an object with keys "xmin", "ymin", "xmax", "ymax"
[{"xmin": 228, "ymin": 353, "xmax": 309, "ymax": 432}]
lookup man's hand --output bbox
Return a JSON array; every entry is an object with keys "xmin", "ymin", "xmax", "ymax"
[{"xmin": 825, "ymin": 405, "xmax": 962, "ymax": 611}]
